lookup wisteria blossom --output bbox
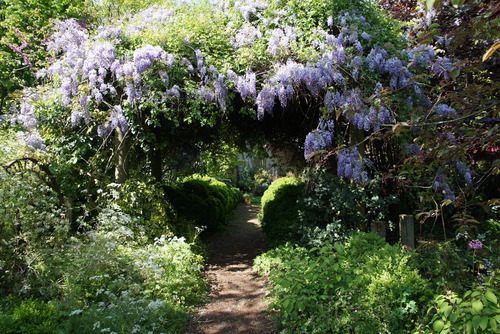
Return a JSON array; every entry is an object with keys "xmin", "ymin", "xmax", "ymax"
[
  {"xmin": 432, "ymin": 57, "xmax": 454, "ymax": 81},
  {"xmin": 235, "ymin": 0, "xmax": 268, "ymax": 21},
  {"xmin": 433, "ymin": 170, "xmax": 456, "ymax": 202},
  {"xmin": 433, "ymin": 104, "xmax": 457, "ymax": 116},
  {"xmin": 337, "ymin": 146, "xmax": 368, "ymax": 184},
  {"xmin": 455, "ymin": 161, "xmax": 473, "ymax": 185},
  {"xmin": 303, "ymin": 118, "xmax": 335, "ymax": 160},
  {"xmin": 233, "ymin": 25, "xmax": 262, "ymax": 47}
]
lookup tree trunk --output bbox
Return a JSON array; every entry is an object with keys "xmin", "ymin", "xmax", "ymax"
[{"xmin": 114, "ymin": 127, "xmax": 129, "ymax": 184}]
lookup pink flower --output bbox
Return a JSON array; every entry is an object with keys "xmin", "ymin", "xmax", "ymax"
[{"xmin": 469, "ymin": 240, "xmax": 483, "ymax": 250}]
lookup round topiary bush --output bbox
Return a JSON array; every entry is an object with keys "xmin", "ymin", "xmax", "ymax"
[
  {"xmin": 165, "ymin": 175, "xmax": 241, "ymax": 233},
  {"xmin": 259, "ymin": 176, "xmax": 304, "ymax": 245}
]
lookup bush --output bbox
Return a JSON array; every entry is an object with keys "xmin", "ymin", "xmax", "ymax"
[
  {"xmin": 424, "ymin": 274, "xmax": 499, "ymax": 334},
  {"xmin": 0, "ymin": 183, "xmax": 208, "ymax": 334},
  {"xmin": 259, "ymin": 176, "xmax": 304, "ymax": 245},
  {"xmin": 294, "ymin": 170, "xmax": 398, "ymax": 247},
  {"xmin": 254, "ymin": 233, "xmax": 431, "ymax": 333},
  {"xmin": 165, "ymin": 175, "xmax": 240, "ymax": 232},
  {"xmin": 52, "ymin": 231, "xmax": 207, "ymax": 334},
  {"xmin": 0, "ymin": 298, "xmax": 62, "ymax": 334}
]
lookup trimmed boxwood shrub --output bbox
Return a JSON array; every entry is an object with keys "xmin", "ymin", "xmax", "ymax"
[
  {"xmin": 165, "ymin": 175, "xmax": 241, "ymax": 232},
  {"xmin": 259, "ymin": 176, "xmax": 304, "ymax": 245}
]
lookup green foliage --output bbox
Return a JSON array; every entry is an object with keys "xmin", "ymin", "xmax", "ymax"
[
  {"xmin": 267, "ymin": 0, "xmax": 403, "ymax": 48},
  {"xmin": 294, "ymin": 170, "xmax": 398, "ymax": 247},
  {"xmin": 0, "ymin": 0, "xmax": 95, "ymax": 113},
  {"xmin": 166, "ymin": 174, "xmax": 241, "ymax": 232},
  {"xmin": 95, "ymin": 180, "xmax": 195, "ymax": 242},
  {"xmin": 259, "ymin": 176, "xmax": 304, "ymax": 245},
  {"xmin": 0, "ymin": 298, "xmax": 62, "ymax": 334},
  {"xmin": 3, "ymin": 216, "xmax": 208, "ymax": 333},
  {"xmin": 0, "ymin": 135, "xmax": 69, "ymax": 296},
  {"xmin": 425, "ymin": 274, "xmax": 500, "ymax": 334},
  {"xmin": 254, "ymin": 233, "xmax": 431, "ymax": 333},
  {"xmin": 417, "ymin": 241, "xmax": 470, "ymax": 293}
]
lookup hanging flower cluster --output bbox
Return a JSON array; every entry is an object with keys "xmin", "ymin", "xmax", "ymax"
[
  {"xmin": 13, "ymin": 0, "xmax": 466, "ymax": 190},
  {"xmin": 303, "ymin": 118, "xmax": 335, "ymax": 160}
]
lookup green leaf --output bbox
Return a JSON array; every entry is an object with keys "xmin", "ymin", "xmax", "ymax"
[
  {"xmin": 433, "ymin": 319, "xmax": 445, "ymax": 332},
  {"xmin": 479, "ymin": 316, "xmax": 489, "ymax": 330},
  {"xmin": 439, "ymin": 304, "xmax": 453, "ymax": 317},
  {"xmin": 471, "ymin": 300, "xmax": 484, "ymax": 314},
  {"xmin": 490, "ymin": 318, "xmax": 497, "ymax": 332},
  {"xmin": 485, "ymin": 290, "xmax": 497, "ymax": 304},
  {"xmin": 426, "ymin": 0, "xmax": 443, "ymax": 10}
]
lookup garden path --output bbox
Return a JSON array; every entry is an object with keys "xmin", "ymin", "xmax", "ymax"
[{"xmin": 185, "ymin": 203, "xmax": 278, "ymax": 334}]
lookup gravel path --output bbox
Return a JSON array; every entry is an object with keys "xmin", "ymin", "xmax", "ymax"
[{"xmin": 186, "ymin": 204, "xmax": 278, "ymax": 334}]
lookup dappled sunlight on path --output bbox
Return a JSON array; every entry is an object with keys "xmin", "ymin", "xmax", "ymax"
[{"xmin": 186, "ymin": 204, "xmax": 277, "ymax": 334}]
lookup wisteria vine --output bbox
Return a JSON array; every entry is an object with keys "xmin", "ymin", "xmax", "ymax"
[{"xmin": 12, "ymin": 0, "xmax": 466, "ymax": 196}]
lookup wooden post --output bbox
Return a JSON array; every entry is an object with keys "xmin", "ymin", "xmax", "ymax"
[
  {"xmin": 114, "ymin": 127, "xmax": 129, "ymax": 184},
  {"xmin": 371, "ymin": 221, "xmax": 387, "ymax": 240},
  {"xmin": 399, "ymin": 214, "xmax": 415, "ymax": 250}
]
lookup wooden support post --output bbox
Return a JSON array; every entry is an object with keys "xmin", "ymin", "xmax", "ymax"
[
  {"xmin": 399, "ymin": 214, "xmax": 415, "ymax": 250},
  {"xmin": 371, "ymin": 221, "xmax": 387, "ymax": 240}
]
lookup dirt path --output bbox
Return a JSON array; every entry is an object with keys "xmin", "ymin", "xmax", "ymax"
[{"xmin": 186, "ymin": 204, "xmax": 278, "ymax": 334}]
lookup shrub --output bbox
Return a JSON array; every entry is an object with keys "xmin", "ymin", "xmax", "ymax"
[
  {"xmin": 166, "ymin": 175, "xmax": 240, "ymax": 232},
  {"xmin": 54, "ymin": 221, "xmax": 208, "ymax": 333},
  {"xmin": 295, "ymin": 170, "xmax": 398, "ymax": 247},
  {"xmin": 254, "ymin": 232, "xmax": 431, "ymax": 333},
  {"xmin": 259, "ymin": 176, "xmax": 304, "ymax": 245},
  {"xmin": 424, "ymin": 274, "xmax": 499, "ymax": 334},
  {"xmin": 0, "ymin": 298, "xmax": 62, "ymax": 334}
]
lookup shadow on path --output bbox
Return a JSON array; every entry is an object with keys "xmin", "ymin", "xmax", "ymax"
[{"xmin": 186, "ymin": 204, "xmax": 278, "ymax": 334}]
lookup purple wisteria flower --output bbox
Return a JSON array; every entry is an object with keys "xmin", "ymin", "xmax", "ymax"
[
  {"xmin": 407, "ymin": 45, "xmax": 435, "ymax": 68},
  {"xmin": 404, "ymin": 143, "xmax": 422, "ymax": 155},
  {"xmin": 385, "ymin": 58, "xmax": 413, "ymax": 89},
  {"xmin": 163, "ymin": 85, "xmax": 181, "ymax": 99},
  {"xmin": 256, "ymin": 84, "xmax": 275, "ymax": 120},
  {"xmin": 455, "ymin": 161, "xmax": 473, "ymax": 185},
  {"xmin": 196, "ymin": 86, "xmax": 215, "ymax": 104},
  {"xmin": 134, "ymin": 45, "xmax": 166, "ymax": 74},
  {"xmin": 97, "ymin": 105, "xmax": 128, "ymax": 137},
  {"xmin": 17, "ymin": 130, "xmax": 45, "ymax": 150},
  {"xmin": 233, "ymin": 25, "xmax": 262, "ymax": 47},
  {"xmin": 337, "ymin": 146, "xmax": 368, "ymax": 184},
  {"xmin": 214, "ymin": 73, "xmax": 229, "ymax": 111},
  {"xmin": 366, "ymin": 47, "xmax": 387, "ymax": 72},
  {"xmin": 432, "ymin": 57, "xmax": 454, "ymax": 81},
  {"xmin": 237, "ymin": 1, "xmax": 268, "ymax": 21},
  {"xmin": 16, "ymin": 102, "xmax": 37, "ymax": 130},
  {"xmin": 303, "ymin": 118, "xmax": 335, "ymax": 160},
  {"xmin": 374, "ymin": 82, "xmax": 384, "ymax": 96},
  {"xmin": 348, "ymin": 106, "xmax": 391, "ymax": 131},
  {"xmin": 267, "ymin": 26, "xmax": 297, "ymax": 57},
  {"xmin": 433, "ymin": 104, "xmax": 457, "ymax": 116},
  {"xmin": 360, "ymin": 31, "xmax": 371, "ymax": 40},
  {"xmin": 236, "ymin": 72, "xmax": 257, "ymax": 101},
  {"xmin": 327, "ymin": 16, "xmax": 334, "ymax": 27},
  {"xmin": 433, "ymin": 170, "xmax": 456, "ymax": 202}
]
